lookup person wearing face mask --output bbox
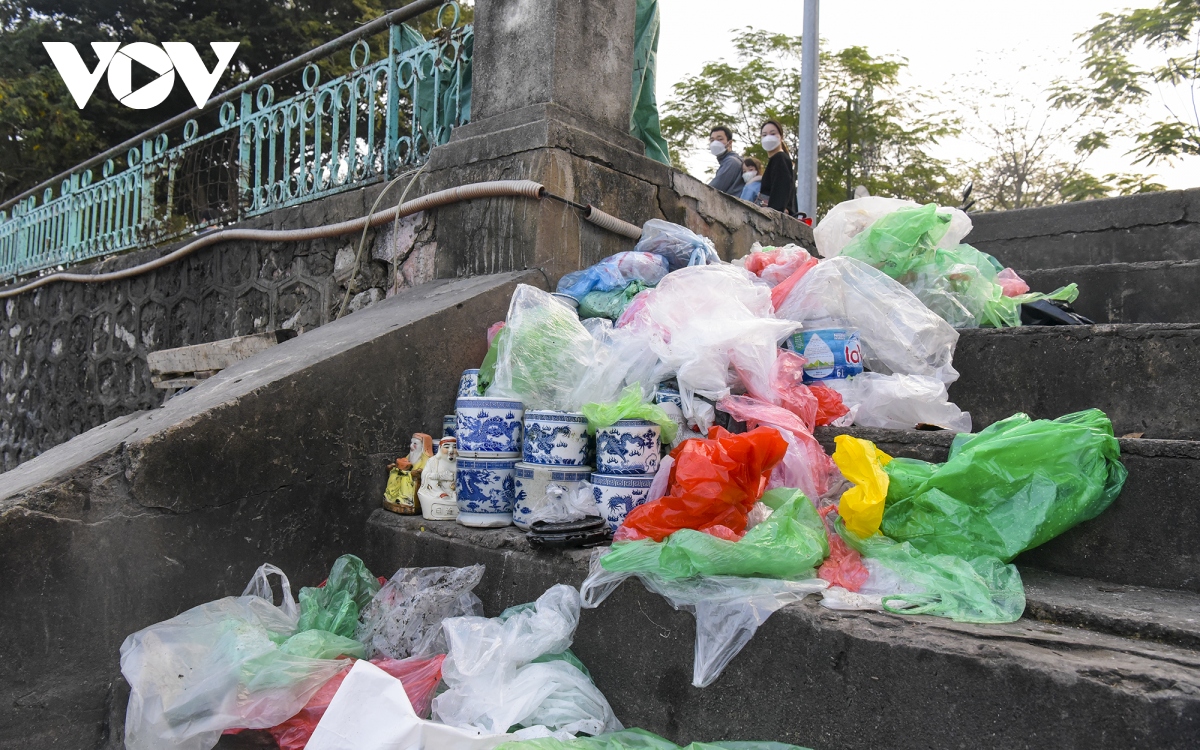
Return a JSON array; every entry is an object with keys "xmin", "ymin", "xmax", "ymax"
[
  {"xmin": 756, "ymin": 119, "xmax": 798, "ymax": 216},
  {"xmin": 739, "ymin": 156, "xmax": 763, "ymax": 203},
  {"xmin": 706, "ymin": 126, "xmax": 744, "ymax": 196}
]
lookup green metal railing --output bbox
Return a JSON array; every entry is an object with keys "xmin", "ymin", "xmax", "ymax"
[{"xmin": 0, "ymin": 1, "xmax": 471, "ymax": 282}]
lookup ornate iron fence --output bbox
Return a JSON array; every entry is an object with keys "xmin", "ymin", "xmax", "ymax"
[{"xmin": 0, "ymin": 2, "xmax": 471, "ymax": 282}]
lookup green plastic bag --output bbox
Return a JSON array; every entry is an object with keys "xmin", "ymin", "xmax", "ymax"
[
  {"xmin": 295, "ymin": 555, "xmax": 382, "ymax": 639},
  {"xmin": 583, "ymin": 382, "xmax": 678, "ymax": 442},
  {"xmin": 840, "ymin": 205, "xmax": 1079, "ymax": 328},
  {"xmin": 600, "ymin": 488, "xmax": 828, "ymax": 579},
  {"xmin": 879, "ymin": 409, "xmax": 1128, "ymax": 562},
  {"xmin": 838, "ymin": 519, "xmax": 1026, "ymax": 624},
  {"xmin": 579, "ymin": 281, "xmax": 648, "ymax": 321},
  {"xmin": 497, "ymin": 727, "xmax": 812, "ymax": 750}
]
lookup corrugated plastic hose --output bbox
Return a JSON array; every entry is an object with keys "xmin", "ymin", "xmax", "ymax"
[{"xmin": 0, "ymin": 178, "xmax": 638, "ymax": 299}]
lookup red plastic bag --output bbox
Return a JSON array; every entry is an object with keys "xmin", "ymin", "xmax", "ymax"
[
  {"xmin": 268, "ymin": 655, "xmax": 445, "ymax": 750},
  {"xmin": 618, "ymin": 426, "xmax": 789, "ymax": 542},
  {"xmin": 810, "ymin": 384, "xmax": 850, "ymax": 426},
  {"xmin": 817, "ymin": 506, "xmax": 869, "ymax": 591},
  {"xmin": 717, "ymin": 394, "xmax": 838, "ymax": 504},
  {"xmin": 769, "ymin": 253, "xmax": 819, "ymax": 311}
]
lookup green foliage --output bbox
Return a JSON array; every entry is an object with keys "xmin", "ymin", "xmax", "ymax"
[
  {"xmin": 1052, "ymin": 0, "xmax": 1200, "ymax": 164},
  {"xmin": 0, "ymin": 0, "xmax": 473, "ymax": 200},
  {"xmin": 659, "ymin": 28, "xmax": 961, "ymax": 214}
]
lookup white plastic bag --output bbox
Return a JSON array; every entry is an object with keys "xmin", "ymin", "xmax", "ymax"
[
  {"xmin": 120, "ymin": 564, "xmax": 352, "ymax": 750},
  {"xmin": 527, "ymin": 484, "xmax": 601, "ymax": 525},
  {"xmin": 775, "ymin": 257, "xmax": 959, "ymax": 384},
  {"xmin": 815, "ymin": 197, "xmax": 972, "ymax": 258},
  {"xmin": 825, "ymin": 372, "xmax": 972, "ymax": 432},
  {"xmin": 580, "ymin": 549, "xmax": 827, "ymax": 688},
  {"xmin": 619, "ymin": 265, "xmax": 798, "ymax": 431},
  {"xmin": 432, "ymin": 585, "xmax": 622, "ymax": 737},
  {"xmin": 356, "ymin": 565, "xmax": 485, "ymax": 660},
  {"xmin": 819, "ymin": 559, "xmax": 926, "ymax": 612}
]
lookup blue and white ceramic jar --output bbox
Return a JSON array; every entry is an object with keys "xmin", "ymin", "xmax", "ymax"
[
  {"xmin": 457, "ymin": 369, "xmax": 481, "ymax": 398},
  {"xmin": 455, "ymin": 397, "xmax": 524, "ymax": 456},
  {"xmin": 591, "ymin": 472, "xmax": 656, "ymax": 532},
  {"xmin": 456, "ymin": 455, "xmax": 518, "ymax": 527},
  {"xmin": 442, "ymin": 414, "xmax": 457, "ymax": 439},
  {"xmin": 512, "ymin": 462, "xmax": 594, "ymax": 530},
  {"xmin": 595, "ymin": 419, "xmax": 661, "ymax": 475},
  {"xmin": 522, "ymin": 411, "xmax": 590, "ymax": 466}
]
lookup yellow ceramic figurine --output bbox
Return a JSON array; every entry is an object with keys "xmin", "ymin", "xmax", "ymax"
[{"xmin": 383, "ymin": 433, "xmax": 434, "ymax": 515}]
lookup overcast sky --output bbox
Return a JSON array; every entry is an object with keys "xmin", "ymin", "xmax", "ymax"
[{"xmin": 656, "ymin": 0, "xmax": 1200, "ymax": 191}]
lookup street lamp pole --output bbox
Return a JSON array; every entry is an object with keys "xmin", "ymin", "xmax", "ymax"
[{"xmin": 797, "ymin": 0, "xmax": 820, "ymax": 220}]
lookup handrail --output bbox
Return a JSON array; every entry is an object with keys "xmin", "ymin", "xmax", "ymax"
[{"xmin": 0, "ymin": 0, "xmax": 443, "ymax": 212}]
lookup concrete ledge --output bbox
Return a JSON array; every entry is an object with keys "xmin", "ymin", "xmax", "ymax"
[
  {"xmin": 815, "ymin": 427, "xmax": 1200, "ymax": 593},
  {"xmin": 1018, "ymin": 260, "xmax": 1200, "ymax": 323},
  {"xmin": 0, "ymin": 271, "xmax": 539, "ymax": 749},
  {"xmin": 967, "ymin": 188, "xmax": 1200, "ymax": 269},
  {"xmin": 364, "ymin": 511, "xmax": 1200, "ymax": 750},
  {"xmin": 950, "ymin": 324, "xmax": 1200, "ymax": 440}
]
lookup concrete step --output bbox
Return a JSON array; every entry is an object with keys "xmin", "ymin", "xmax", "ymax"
[
  {"xmin": 967, "ymin": 187, "xmax": 1200, "ymax": 270},
  {"xmin": 814, "ymin": 427, "xmax": 1200, "ymax": 594},
  {"xmin": 950, "ymin": 323, "xmax": 1200, "ymax": 441},
  {"xmin": 1018, "ymin": 259, "xmax": 1200, "ymax": 324},
  {"xmin": 364, "ymin": 511, "xmax": 1200, "ymax": 750}
]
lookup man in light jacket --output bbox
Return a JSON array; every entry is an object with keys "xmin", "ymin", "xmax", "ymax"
[{"xmin": 707, "ymin": 126, "xmax": 743, "ymax": 196}]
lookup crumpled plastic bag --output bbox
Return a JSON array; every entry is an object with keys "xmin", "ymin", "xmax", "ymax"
[
  {"xmin": 582, "ymin": 382, "xmax": 679, "ymax": 443},
  {"xmin": 825, "ymin": 372, "xmax": 972, "ymax": 432},
  {"xmin": 298, "ymin": 555, "xmax": 382, "ymax": 639},
  {"xmin": 634, "ymin": 219, "xmax": 721, "ymax": 270},
  {"xmin": 616, "ymin": 265, "xmax": 799, "ymax": 430},
  {"xmin": 490, "ymin": 284, "xmax": 603, "ymax": 411},
  {"xmin": 716, "ymin": 395, "xmax": 837, "ymax": 504},
  {"xmin": 496, "ymin": 727, "xmax": 816, "ymax": 749},
  {"xmin": 814, "ymin": 196, "xmax": 973, "ymax": 259},
  {"xmin": 774, "ymin": 256, "xmax": 959, "ymax": 384},
  {"xmin": 877, "ymin": 409, "xmax": 1128, "ymax": 562},
  {"xmin": 528, "ymin": 484, "xmax": 601, "ymax": 526},
  {"xmin": 831, "ymin": 435, "xmax": 892, "ymax": 538},
  {"xmin": 579, "ymin": 281, "xmax": 650, "ymax": 321},
  {"xmin": 557, "ymin": 252, "xmax": 670, "ymax": 300},
  {"xmin": 816, "ymin": 506, "xmax": 869, "ymax": 591},
  {"xmin": 618, "ymin": 426, "xmax": 789, "ymax": 542},
  {"xmin": 598, "ymin": 488, "xmax": 828, "ymax": 579},
  {"xmin": 356, "ymin": 565, "xmax": 485, "ymax": 660},
  {"xmin": 738, "ymin": 243, "xmax": 821, "ymax": 311},
  {"xmin": 120, "ymin": 563, "xmax": 362, "ymax": 750},
  {"xmin": 433, "ymin": 585, "xmax": 622, "ymax": 737},
  {"xmin": 830, "ymin": 519, "xmax": 1026, "ymax": 624},
  {"xmin": 996, "ymin": 267, "xmax": 1030, "ymax": 297},
  {"xmin": 580, "ymin": 549, "xmax": 827, "ymax": 687},
  {"xmin": 266, "ymin": 655, "xmax": 446, "ymax": 750}
]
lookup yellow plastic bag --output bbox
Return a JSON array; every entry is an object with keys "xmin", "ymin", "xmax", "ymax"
[{"xmin": 832, "ymin": 435, "xmax": 892, "ymax": 537}]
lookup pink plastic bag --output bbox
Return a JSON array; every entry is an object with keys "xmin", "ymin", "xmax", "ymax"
[
  {"xmin": 757, "ymin": 349, "xmax": 818, "ymax": 430},
  {"xmin": 997, "ymin": 268, "xmax": 1030, "ymax": 297},
  {"xmin": 817, "ymin": 506, "xmax": 869, "ymax": 591},
  {"xmin": 267, "ymin": 655, "xmax": 445, "ymax": 750},
  {"xmin": 769, "ymin": 253, "xmax": 819, "ymax": 311},
  {"xmin": 487, "ymin": 321, "xmax": 506, "ymax": 346},
  {"xmin": 717, "ymin": 394, "xmax": 837, "ymax": 504}
]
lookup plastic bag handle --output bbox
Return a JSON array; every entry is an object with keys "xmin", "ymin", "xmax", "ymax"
[
  {"xmin": 242, "ymin": 563, "xmax": 299, "ymax": 620},
  {"xmin": 880, "ymin": 593, "xmax": 943, "ymax": 617}
]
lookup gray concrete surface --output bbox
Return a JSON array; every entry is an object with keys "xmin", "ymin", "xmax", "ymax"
[
  {"xmin": 0, "ymin": 272, "xmax": 537, "ymax": 749},
  {"xmin": 1018, "ymin": 260, "xmax": 1200, "ymax": 324},
  {"xmin": 364, "ymin": 511, "xmax": 1200, "ymax": 750},
  {"xmin": 950, "ymin": 323, "xmax": 1200, "ymax": 440}
]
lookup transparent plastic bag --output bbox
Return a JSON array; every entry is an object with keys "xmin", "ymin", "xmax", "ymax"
[
  {"xmin": 557, "ymin": 252, "xmax": 670, "ymax": 301},
  {"xmin": 996, "ymin": 268, "xmax": 1030, "ymax": 297},
  {"xmin": 527, "ymin": 484, "xmax": 601, "ymax": 525},
  {"xmin": 825, "ymin": 372, "xmax": 972, "ymax": 432},
  {"xmin": 578, "ymin": 281, "xmax": 650, "ymax": 321},
  {"xmin": 716, "ymin": 395, "xmax": 836, "ymax": 504},
  {"xmin": 815, "ymin": 197, "xmax": 971, "ymax": 259},
  {"xmin": 495, "ymin": 727, "xmax": 816, "ymax": 749},
  {"xmin": 433, "ymin": 585, "xmax": 622, "ymax": 737},
  {"xmin": 490, "ymin": 284, "xmax": 603, "ymax": 411},
  {"xmin": 581, "ymin": 382, "xmax": 678, "ymax": 442},
  {"xmin": 356, "ymin": 565, "xmax": 485, "ymax": 660},
  {"xmin": 297, "ymin": 555, "xmax": 382, "ymax": 639},
  {"xmin": 120, "ymin": 564, "xmax": 358, "ymax": 750},
  {"xmin": 580, "ymin": 549, "xmax": 827, "ymax": 688},
  {"xmin": 774, "ymin": 256, "xmax": 959, "ymax": 384},
  {"xmin": 618, "ymin": 265, "xmax": 799, "ymax": 429},
  {"xmin": 633, "ymin": 219, "xmax": 720, "ymax": 270}
]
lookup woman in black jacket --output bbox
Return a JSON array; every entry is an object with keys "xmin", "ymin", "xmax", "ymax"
[{"xmin": 756, "ymin": 119, "xmax": 797, "ymax": 216}]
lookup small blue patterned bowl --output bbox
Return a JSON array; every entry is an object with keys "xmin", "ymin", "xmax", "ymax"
[
  {"xmin": 522, "ymin": 410, "xmax": 590, "ymax": 466},
  {"xmin": 595, "ymin": 419, "xmax": 661, "ymax": 475},
  {"xmin": 455, "ymin": 397, "xmax": 524, "ymax": 456},
  {"xmin": 591, "ymin": 472, "xmax": 656, "ymax": 533}
]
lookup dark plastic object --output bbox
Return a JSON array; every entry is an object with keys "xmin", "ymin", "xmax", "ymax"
[
  {"xmin": 526, "ymin": 517, "xmax": 611, "ymax": 549},
  {"xmin": 1020, "ymin": 299, "xmax": 1094, "ymax": 326}
]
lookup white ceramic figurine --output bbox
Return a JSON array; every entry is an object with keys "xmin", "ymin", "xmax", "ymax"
[{"xmin": 419, "ymin": 437, "xmax": 460, "ymax": 520}]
